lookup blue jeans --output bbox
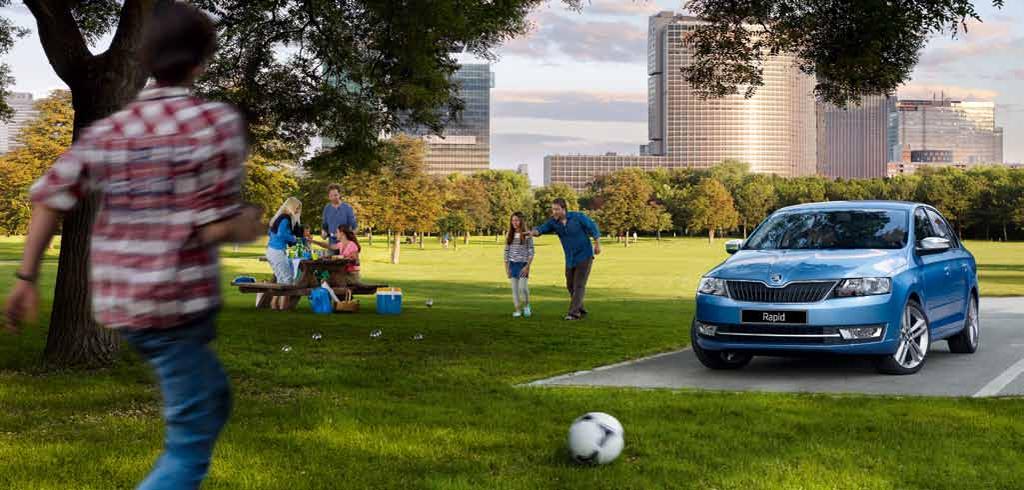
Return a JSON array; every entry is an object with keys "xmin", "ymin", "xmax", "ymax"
[{"xmin": 121, "ymin": 315, "xmax": 232, "ymax": 490}]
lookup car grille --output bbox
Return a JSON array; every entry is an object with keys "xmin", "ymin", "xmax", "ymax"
[
  {"xmin": 701, "ymin": 323, "xmax": 885, "ymax": 345},
  {"xmin": 726, "ymin": 280, "xmax": 836, "ymax": 303}
]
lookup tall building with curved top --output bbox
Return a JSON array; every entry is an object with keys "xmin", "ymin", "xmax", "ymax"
[{"xmin": 647, "ymin": 13, "xmax": 817, "ymax": 175}]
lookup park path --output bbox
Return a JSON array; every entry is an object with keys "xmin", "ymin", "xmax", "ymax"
[{"xmin": 530, "ymin": 297, "xmax": 1024, "ymax": 397}]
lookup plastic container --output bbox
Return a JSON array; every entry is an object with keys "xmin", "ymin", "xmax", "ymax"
[{"xmin": 375, "ymin": 288, "xmax": 403, "ymax": 315}]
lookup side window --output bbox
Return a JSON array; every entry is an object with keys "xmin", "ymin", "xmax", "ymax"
[
  {"xmin": 914, "ymin": 208, "xmax": 934, "ymax": 243},
  {"xmin": 926, "ymin": 209, "xmax": 959, "ymax": 248}
]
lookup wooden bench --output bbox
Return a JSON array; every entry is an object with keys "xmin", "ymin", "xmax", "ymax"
[{"xmin": 234, "ymin": 258, "xmax": 387, "ymax": 309}]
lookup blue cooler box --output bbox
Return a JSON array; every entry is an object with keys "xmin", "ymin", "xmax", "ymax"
[{"xmin": 376, "ymin": 288, "xmax": 403, "ymax": 315}]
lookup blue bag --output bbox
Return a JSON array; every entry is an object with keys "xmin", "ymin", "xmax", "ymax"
[{"xmin": 309, "ymin": 287, "xmax": 333, "ymax": 314}]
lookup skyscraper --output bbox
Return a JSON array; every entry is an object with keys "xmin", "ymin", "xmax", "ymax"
[
  {"xmin": 890, "ymin": 99, "xmax": 1003, "ymax": 165},
  {"xmin": 545, "ymin": 12, "xmax": 818, "ymax": 191},
  {"xmin": 0, "ymin": 92, "xmax": 38, "ymax": 154},
  {"xmin": 647, "ymin": 13, "xmax": 817, "ymax": 175},
  {"xmin": 403, "ymin": 63, "xmax": 493, "ymax": 175},
  {"xmin": 816, "ymin": 95, "xmax": 897, "ymax": 179}
]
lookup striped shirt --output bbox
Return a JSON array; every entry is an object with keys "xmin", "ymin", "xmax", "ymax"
[
  {"xmin": 29, "ymin": 86, "xmax": 247, "ymax": 329},
  {"xmin": 504, "ymin": 233, "xmax": 535, "ymax": 263}
]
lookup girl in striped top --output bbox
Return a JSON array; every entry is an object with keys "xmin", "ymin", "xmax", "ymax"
[{"xmin": 504, "ymin": 212, "xmax": 535, "ymax": 318}]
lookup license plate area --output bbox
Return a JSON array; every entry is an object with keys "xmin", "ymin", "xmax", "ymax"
[{"xmin": 742, "ymin": 310, "xmax": 808, "ymax": 324}]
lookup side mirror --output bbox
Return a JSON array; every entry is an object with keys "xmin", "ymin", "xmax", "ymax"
[
  {"xmin": 725, "ymin": 239, "xmax": 743, "ymax": 255},
  {"xmin": 916, "ymin": 237, "xmax": 951, "ymax": 254}
]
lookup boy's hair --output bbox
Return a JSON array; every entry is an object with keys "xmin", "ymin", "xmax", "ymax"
[
  {"xmin": 141, "ymin": 2, "xmax": 217, "ymax": 85},
  {"xmin": 552, "ymin": 198, "xmax": 568, "ymax": 210},
  {"xmin": 327, "ymin": 183, "xmax": 342, "ymax": 194}
]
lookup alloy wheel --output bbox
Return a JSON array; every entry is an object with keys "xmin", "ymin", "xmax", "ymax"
[
  {"xmin": 967, "ymin": 298, "xmax": 979, "ymax": 349},
  {"xmin": 894, "ymin": 304, "xmax": 929, "ymax": 370}
]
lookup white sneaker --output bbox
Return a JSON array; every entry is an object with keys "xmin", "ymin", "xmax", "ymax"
[{"xmin": 512, "ymin": 311, "xmax": 523, "ymax": 318}]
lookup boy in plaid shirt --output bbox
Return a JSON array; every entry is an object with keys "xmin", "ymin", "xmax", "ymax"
[{"xmin": 4, "ymin": 3, "xmax": 264, "ymax": 489}]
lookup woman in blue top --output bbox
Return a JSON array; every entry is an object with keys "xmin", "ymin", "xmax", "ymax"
[{"xmin": 266, "ymin": 197, "xmax": 303, "ymax": 310}]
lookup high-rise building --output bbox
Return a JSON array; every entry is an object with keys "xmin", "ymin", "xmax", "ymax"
[
  {"xmin": 0, "ymin": 92, "xmax": 38, "ymax": 154},
  {"xmin": 816, "ymin": 95, "xmax": 897, "ymax": 179},
  {"xmin": 545, "ymin": 12, "xmax": 818, "ymax": 191},
  {"xmin": 403, "ymin": 63, "xmax": 493, "ymax": 175},
  {"xmin": 890, "ymin": 99, "xmax": 1003, "ymax": 165}
]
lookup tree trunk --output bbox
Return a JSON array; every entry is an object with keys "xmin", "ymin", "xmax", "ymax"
[
  {"xmin": 43, "ymin": 42, "xmax": 154, "ymax": 367},
  {"xmin": 419, "ymin": 232, "xmax": 424, "ymax": 249},
  {"xmin": 1003, "ymin": 222, "xmax": 1009, "ymax": 242},
  {"xmin": 391, "ymin": 233, "xmax": 401, "ymax": 264},
  {"xmin": 463, "ymin": 231, "xmax": 469, "ymax": 245},
  {"xmin": 656, "ymin": 230, "xmax": 661, "ymax": 241},
  {"xmin": 708, "ymin": 229, "xmax": 715, "ymax": 244},
  {"xmin": 743, "ymin": 223, "xmax": 747, "ymax": 239}
]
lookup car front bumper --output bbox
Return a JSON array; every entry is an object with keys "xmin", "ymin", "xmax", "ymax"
[{"xmin": 694, "ymin": 292, "xmax": 902, "ymax": 355}]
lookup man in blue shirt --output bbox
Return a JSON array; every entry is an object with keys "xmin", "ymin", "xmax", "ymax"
[
  {"xmin": 321, "ymin": 183, "xmax": 358, "ymax": 254},
  {"xmin": 532, "ymin": 198, "xmax": 601, "ymax": 320}
]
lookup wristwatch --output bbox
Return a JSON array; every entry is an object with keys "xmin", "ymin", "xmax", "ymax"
[{"xmin": 15, "ymin": 271, "xmax": 37, "ymax": 283}]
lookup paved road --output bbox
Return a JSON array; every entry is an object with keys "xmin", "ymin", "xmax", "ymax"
[{"xmin": 531, "ymin": 298, "xmax": 1024, "ymax": 397}]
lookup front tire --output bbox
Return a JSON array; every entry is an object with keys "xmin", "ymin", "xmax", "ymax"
[
  {"xmin": 691, "ymin": 320, "xmax": 753, "ymax": 370},
  {"xmin": 874, "ymin": 300, "xmax": 930, "ymax": 375},
  {"xmin": 948, "ymin": 295, "xmax": 980, "ymax": 354}
]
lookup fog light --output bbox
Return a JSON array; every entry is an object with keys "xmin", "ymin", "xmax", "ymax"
[
  {"xmin": 838, "ymin": 326, "xmax": 883, "ymax": 340},
  {"xmin": 696, "ymin": 321, "xmax": 717, "ymax": 336}
]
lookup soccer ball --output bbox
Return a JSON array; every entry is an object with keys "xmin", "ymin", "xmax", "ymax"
[{"xmin": 567, "ymin": 412, "xmax": 624, "ymax": 465}]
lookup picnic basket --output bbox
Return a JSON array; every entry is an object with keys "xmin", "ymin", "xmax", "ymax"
[{"xmin": 334, "ymin": 289, "xmax": 360, "ymax": 313}]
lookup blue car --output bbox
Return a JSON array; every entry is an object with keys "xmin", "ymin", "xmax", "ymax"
[{"xmin": 693, "ymin": 201, "xmax": 979, "ymax": 375}]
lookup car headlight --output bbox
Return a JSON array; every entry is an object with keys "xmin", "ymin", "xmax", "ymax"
[
  {"xmin": 697, "ymin": 277, "xmax": 729, "ymax": 297},
  {"xmin": 833, "ymin": 277, "xmax": 892, "ymax": 297}
]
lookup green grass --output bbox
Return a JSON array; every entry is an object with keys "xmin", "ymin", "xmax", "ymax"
[{"xmin": 1, "ymin": 236, "xmax": 1023, "ymax": 489}]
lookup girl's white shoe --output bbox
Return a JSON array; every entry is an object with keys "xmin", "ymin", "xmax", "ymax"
[{"xmin": 512, "ymin": 311, "xmax": 523, "ymax": 318}]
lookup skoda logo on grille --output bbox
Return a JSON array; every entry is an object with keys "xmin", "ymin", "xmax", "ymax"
[{"xmin": 770, "ymin": 273, "xmax": 784, "ymax": 285}]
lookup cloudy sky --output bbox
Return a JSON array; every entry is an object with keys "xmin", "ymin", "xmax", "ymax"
[{"xmin": 4, "ymin": 1, "xmax": 1022, "ymax": 184}]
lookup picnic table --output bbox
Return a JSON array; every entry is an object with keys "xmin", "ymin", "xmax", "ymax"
[{"xmin": 235, "ymin": 258, "xmax": 386, "ymax": 309}]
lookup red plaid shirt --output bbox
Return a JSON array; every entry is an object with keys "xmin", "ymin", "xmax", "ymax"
[{"xmin": 30, "ymin": 86, "xmax": 247, "ymax": 329}]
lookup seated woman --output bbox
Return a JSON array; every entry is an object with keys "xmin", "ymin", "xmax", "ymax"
[
  {"xmin": 266, "ymin": 197, "xmax": 303, "ymax": 310},
  {"xmin": 308, "ymin": 225, "xmax": 361, "ymax": 287}
]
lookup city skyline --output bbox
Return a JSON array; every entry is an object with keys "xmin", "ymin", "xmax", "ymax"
[
  {"xmin": 2, "ymin": 1, "xmax": 1022, "ymax": 184},
  {"xmin": 545, "ymin": 13, "xmax": 821, "ymax": 191}
]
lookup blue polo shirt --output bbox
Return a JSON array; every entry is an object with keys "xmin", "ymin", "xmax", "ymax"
[
  {"xmin": 322, "ymin": 202, "xmax": 358, "ymax": 243},
  {"xmin": 534, "ymin": 212, "xmax": 601, "ymax": 268}
]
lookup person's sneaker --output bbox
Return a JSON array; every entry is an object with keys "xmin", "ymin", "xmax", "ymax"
[
  {"xmin": 523, "ymin": 305, "xmax": 532, "ymax": 318},
  {"xmin": 564, "ymin": 314, "xmax": 579, "ymax": 321},
  {"xmin": 513, "ymin": 311, "xmax": 523, "ymax": 318}
]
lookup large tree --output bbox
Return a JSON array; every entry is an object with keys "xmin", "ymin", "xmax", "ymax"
[
  {"xmin": 3, "ymin": 0, "xmax": 575, "ymax": 367},
  {"xmin": 684, "ymin": 0, "xmax": 1005, "ymax": 106},
  {"xmin": 688, "ymin": 178, "xmax": 739, "ymax": 243},
  {"xmin": 734, "ymin": 174, "xmax": 776, "ymax": 238},
  {"xmin": 592, "ymin": 168, "xmax": 662, "ymax": 246},
  {"xmin": 0, "ymin": 90, "xmax": 73, "ymax": 235},
  {"xmin": 532, "ymin": 184, "xmax": 579, "ymax": 226}
]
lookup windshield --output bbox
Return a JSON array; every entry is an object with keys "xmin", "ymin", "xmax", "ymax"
[{"xmin": 744, "ymin": 210, "xmax": 909, "ymax": 250}]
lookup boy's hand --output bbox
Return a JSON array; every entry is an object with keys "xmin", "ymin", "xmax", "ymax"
[
  {"xmin": 520, "ymin": 266, "xmax": 530, "ymax": 278},
  {"xmin": 593, "ymin": 241, "xmax": 602, "ymax": 256},
  {"xmin": 4, "ymin": 280, "xmax": 39, "ymax": 334}
]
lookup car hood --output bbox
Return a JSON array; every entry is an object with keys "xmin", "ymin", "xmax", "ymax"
[{"xmin": 707, "ymin": 249, "xmax": 909, "ymax": 283}]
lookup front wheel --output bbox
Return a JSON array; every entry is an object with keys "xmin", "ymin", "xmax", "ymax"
[
  {"xmin": 947, "ymin": 295, "xmax": 979, "ymax": 354},
  {"xmin": 874, "ymin": 301, "xmax": 930, "ymax": 375},
  {"xmin": 691, "ymin": 321, "xmax": 753, "ymax": 370}
]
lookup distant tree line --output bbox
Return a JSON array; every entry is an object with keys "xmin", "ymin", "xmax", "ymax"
[{"xmin": 4, "ymin": 95, "xmax": 1023, "ymax": 249}]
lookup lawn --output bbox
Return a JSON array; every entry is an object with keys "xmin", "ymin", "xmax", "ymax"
[{"xmin": 1, "ymin": 235, "xmax": 1023, "ymax": 489}]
